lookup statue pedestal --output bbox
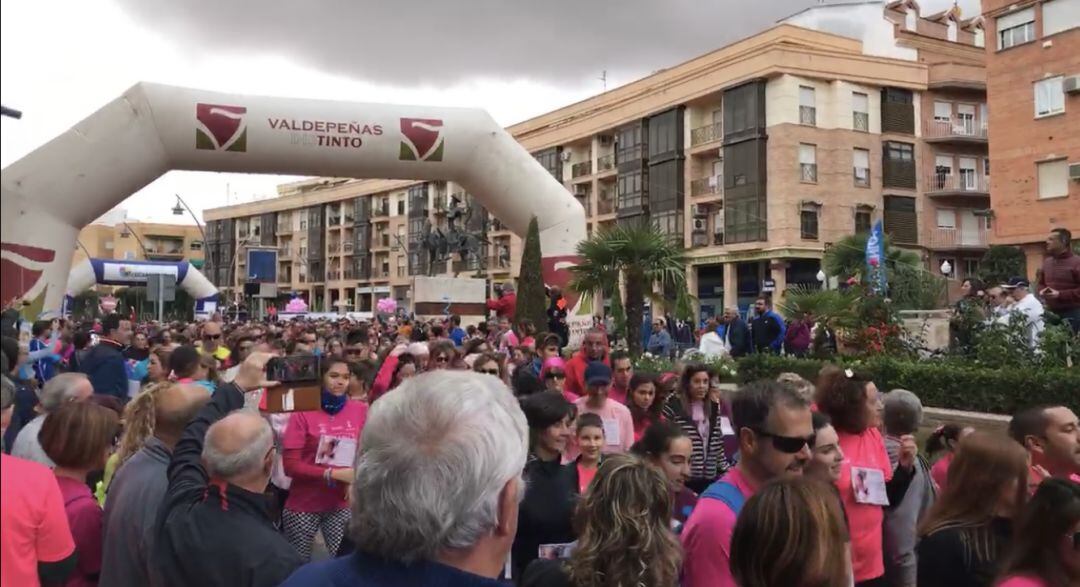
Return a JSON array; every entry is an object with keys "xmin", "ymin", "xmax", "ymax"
[{"xmin": 411, "ymin": 276, "xmax": 488, "ymax": 326}]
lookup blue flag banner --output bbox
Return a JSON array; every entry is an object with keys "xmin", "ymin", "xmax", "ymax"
[{"xmin": 865, "ymin": 220, "xmax": 888, "ymax": 294}]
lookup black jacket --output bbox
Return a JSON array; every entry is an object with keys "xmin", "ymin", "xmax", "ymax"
[
  {"xmin": 723, "ymin": 318, "xmax": 752, "ymax": 358},
  {"xmin": 750, "ymin": 312, "xmax": 784, "ymax": 353},
  {"xmin": 80, "ymin": 339, "xmax": 128, "ymax": 400},
  {"xmin": 511, "ymin": 456, "xmax": 578, "ymax": 582},
  {"xmin": 546, "ymin": 298, "xmax": 569, "ymax": 347},
  {"xmin": 662, "ymin": 397, "xmax": 730, "ymax": 493},
  {"xmin": 153, "ymin": 383, "xmax": 303, "ymax": 587},
  {"xmin": 915, "ymin": 517, "xmax": 1011, "ymax": 587}
]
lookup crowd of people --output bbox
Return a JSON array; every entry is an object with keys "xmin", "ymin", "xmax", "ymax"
[{"xmin": 0, "ymin": 296, "xmax": 1077, "ymax": 587}]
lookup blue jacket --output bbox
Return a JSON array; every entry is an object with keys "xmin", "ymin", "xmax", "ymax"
[
  {"xmin": 647, "ymin": 329, "xmax": 673, "ymax": 357},
  {"xmin": 80, "ymin": 339, "xmax": 128, "ymax": 400},
  {"xmin": 750, "ymin": 310, "xmax": 787, "ymax": 352},
  {"xmin": 281, "ymin": 551, "xmax": 507, "ymax": 587},
  {"xmin": 29, "ymin": 337, "xmax": 60, "ymax": 383}
]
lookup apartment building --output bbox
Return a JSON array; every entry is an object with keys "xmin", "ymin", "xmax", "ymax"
[
  {"xmin": 75, "ymin": 220, "xmax": 206, "ymax": 268},
  {"xmin": 981, "ymin": 0, "xmax": 1079, "ymax": 274},
  {"xmin": 204, "ymin": 7, "xmax": 994, "ymax": 316}
]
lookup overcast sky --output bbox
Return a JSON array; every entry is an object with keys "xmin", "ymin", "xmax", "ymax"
[{"xmin": 1, "ymin": 0, "xmax": 975, "ymax": 226}]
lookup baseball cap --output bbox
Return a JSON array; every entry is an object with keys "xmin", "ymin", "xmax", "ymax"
[
  {"xmin": 585, "ymin": 362, "xmax": 612, "ymax": 386},
  {"xmin": 1001, "ymin": 277, "xmax": 1030, "ymax": 289}
]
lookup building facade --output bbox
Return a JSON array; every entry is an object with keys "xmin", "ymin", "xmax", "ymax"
[
  {"xmin": 74, "ymin": 221, "xmax": 206, "ymax": 268},
  {"xmin": 203, "ymin": 5, "xmax": 1003, "ymax": 316},
  {"xmin": 980, "ymin": 0, "xmax": 1079, "ymax": 274}
]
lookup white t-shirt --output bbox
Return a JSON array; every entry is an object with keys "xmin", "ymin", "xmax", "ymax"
[
  {"xmin": 1011, "ymin": 292, "xmax": 1045, "ymax": 347},
  {"xmin": 698, "ymin": 332, "xmax": 729, "ymax": 358}
]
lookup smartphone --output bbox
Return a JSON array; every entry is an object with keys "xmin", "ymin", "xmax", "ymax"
[{"xmin": 266, "ymin": 354, "xmax": 321, "ymax": 385}]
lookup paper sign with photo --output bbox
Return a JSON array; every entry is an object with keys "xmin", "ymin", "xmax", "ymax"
[
  {"xmin": 315, "ymin": 435, "xmax": 357, "ymax": 468},
  {"xmin": 851, "ymin": 466, "xmax": 889, "ymax": 506}
]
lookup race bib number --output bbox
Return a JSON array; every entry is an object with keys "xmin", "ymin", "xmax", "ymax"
[
  {"xmin": 719, "ymin": 416, "xmax": 735, "ymax": 437},
  {"xmin": 851, "ymin": 466, "xmax": 889, "ymax": 506},
  {"xmin": 315, "ymin": 435, "xmax": 357, "ymax": 468},
  {"xmin": 602, "ymin": 418, "xmax": 621, "ymax": 446}
]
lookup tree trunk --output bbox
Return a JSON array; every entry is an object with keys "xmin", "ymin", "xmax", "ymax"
[{"xmin": 625, "ymin": 268, "xmax": 645, "ymax": 357}]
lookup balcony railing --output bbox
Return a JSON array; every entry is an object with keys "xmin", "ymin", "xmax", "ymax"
[
  {"xmin": 690, "ymin": 122, "xmax": 723, "ymax": 147},
  {"xmin": 596, "ymin": 154, "xmax": 615, "ymax": 173},
  {"xmin": 343, "ymin": 242, "xmax": 354, "ymax": 253},
  {"xmin": 276, "ymin": 223, "xmax": 292, "ymax": 234},
  {"xmin": 925, "ymin": 119, "xmax": 988, "ymax": 141},
  {"xmin": 925, "ymin": 172, "xmax": 990, "ymax": 195},
  {"xmin": 598, "ymin": 197, "xmax": 616, "ymax": 215},
  {"xmin": 571, "ymin": 160, "xmax": 593, "ymax": 178},
  {"xmin": 800, "ymin": 163, "xmax": 818, "ymax": 183},
  {"xmin": 799, "ymin": 105, "xmax": 816, "ymax": 126},
  {"xmin": 690, "ymin": 176, "xmax": 722, "ymax": 197},
  {"xmin": 372, "ymin": 204, "xmax": 389, "ymax": 218},
  {"xmin": 928, "ymin": 227, "xmax": 990, "ymax": 249},
  {"xmin": 853, "ymin": 111, "xmax": 870, "ymax": 132}
]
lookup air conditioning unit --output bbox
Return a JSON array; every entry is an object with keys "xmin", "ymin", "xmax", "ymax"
[
  {"xmin": 1064, "ymin": 76, "xmax": 1080, "ymax": 95},
  {"xmin": 692, "ymin": 218, "xmax": 708, "ymax": 232},
  {"xmin": 599, "ymin": 135, "xmax": 614, "ymax": 146},
  {"xmin": 1070, "ymin": 162, "xmax": 1080, "ymax": 181},
  {"xmin": 691, "ymin": 204, "xmax": 708, "ymax": 217}
]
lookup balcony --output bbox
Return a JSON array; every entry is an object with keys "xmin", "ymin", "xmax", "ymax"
[
  {"xmin": 574, "ymin": 193, "xmax": 590, "ymax": 213},
  {"xmin": 800, "ymin": 164, "xmax": 818, "ymax": 183},
  {"xmin": 433, "ymin": 195, "xmax": 448, "ymax": 214},
  {"xmin": 616, "ymin": 143, "xmax": 646, "ymax": 164},
  {"xmin": 690, "ymin": 175, "xmax": 723, "ymax": 197},
  {"xmin": 276, "ymin": 223, "xmax": 292, "ymax": 234},
  {"xmin": 883, "ymin": 160, "xmax": 917, "ymax": 189},
  {"xmin": 928, "ymin": 62, "xmax": 986, "ymax": 91},
  {"xmin": 799, "ymin": 106, "xmax": 816, "ymax": 126},
  {"xmin": 690, "ymin": 122, "xmax": 723, "ymax": 147},
  {"xmin": 327, "ymin": 270, "xmax": 342, "ymax": 281},
  {"xmin": 928, "ymin": 227, "xmax": 990, "ymax": 249},
  {"xmin": 597, "ymin": 195, "xmax": 616, "ymax": 215},
  {"xmin": 328, "ymin": 242, "xmax": 342, "ymax": 255},
  {"xmin": 371, "ymin": 204, "xmax": 390, "ymax": 218},
  {"xmin": 343, "ymin": 241, "xmax": 354, "ymax": 254},
  {"xmin": 596, "ymin": 154, "xmax": 615, "ymax": 174},
  {"xmin": 924, "ymin": 119, "xmax": 988, "ymax": 144},
  {"xmin": 571, "ymin": 160, "xmax": 593, "ymax": 179},
  {"xmin": 925, "ymin": 173, "xmax": 990, "ymax": 197}
]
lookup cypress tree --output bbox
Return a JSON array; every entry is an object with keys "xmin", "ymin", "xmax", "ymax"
[{"xmin": 514, "ymin": 216, "xmax": 548, "ymax": 336}]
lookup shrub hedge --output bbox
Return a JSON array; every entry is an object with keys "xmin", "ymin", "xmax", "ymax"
[{"xmin": 735, "ymin": 354, "xmax": 1080, "ymax": 415}]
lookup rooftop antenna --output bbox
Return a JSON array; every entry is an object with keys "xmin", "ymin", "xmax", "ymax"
[{"xmin": 599, "ymin": 70, "xmax": 608, "ymax": 92}]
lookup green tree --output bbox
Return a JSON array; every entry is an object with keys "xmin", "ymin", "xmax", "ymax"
[
  {"xmin": 823, "ymin": 233, "xmax": 921, "ymax": 282},
  {"xmin": 570, "ymin": 222, "xmax": 690, "ymax": 357},
  {"xmin": 977, "ymin": 245, "xmax": 1027, "ymax": 286},
  {"xmin": 514, "ymin": 216, "xmax": 548, "ymax": 335}
]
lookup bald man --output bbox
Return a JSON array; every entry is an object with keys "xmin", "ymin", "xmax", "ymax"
[
  {"xmin": 197, "ymin": 321, "xmax": 231, "ymax": 369},
  {"xmin": 101, "ymin": 384, "xmax": 210, "ymax": 587},
  {"xmin": 155, "ymin": 354, "xmax": 303, "ymax": 587}
]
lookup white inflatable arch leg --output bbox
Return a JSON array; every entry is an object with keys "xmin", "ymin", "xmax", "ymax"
[
  {"xmin": 1, "ymin": 83, "xmax": 586, "ymax": 321},
  {"xmin": 64, "ymin": 258, "xmax": 218, "ymax": 314}
]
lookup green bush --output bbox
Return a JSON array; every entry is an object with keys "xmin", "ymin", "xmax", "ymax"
[{"xmin": 735, "ymin": 354, "xmax": 1080, "ymax": 415}]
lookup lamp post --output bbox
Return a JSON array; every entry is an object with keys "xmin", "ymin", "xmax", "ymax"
[
  {"xmin": 816, "ymin": 269, "xmax": 827, "ymax": 290},
  {"xmin": 172, "ymin": 194, "xmax": 209, "ymax": 274},
  {"xmin": 940, "ymin": 260, "xmax": 953, "ymax": 307}
]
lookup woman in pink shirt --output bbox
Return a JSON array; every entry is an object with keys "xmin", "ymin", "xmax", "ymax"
[
  {"xmin": 39, "ymin": 402, "xmax": 120, "ymax": 587},
  {"xmin": 573, "ymin": 362, "xmax": 634, "ymax": 456},
  {"xmin": 995, "ymin": 478, "xmax": 1080, "ymax": 587},
  {"xmin": 282, "ymin": 357, "xmax": 368, "ymax": 561},
  {"xmin": 816, "ymin": 368, "xmax": 917, "ymax": 587},
  {"xmin": 927, "ymin": 423, "xmax": 974, "ymax": 493},
  {"xmin": 540, "ymin": 357, "xmax": 578, "ymax": 403}
]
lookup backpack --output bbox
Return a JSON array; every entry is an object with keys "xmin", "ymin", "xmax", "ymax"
[{"xmin": 700, "ymin": 479, "xmax": 746, "ymax": 516}]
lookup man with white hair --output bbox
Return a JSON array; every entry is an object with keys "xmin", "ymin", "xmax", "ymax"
[
  {"xmin": 154, "ymin": 353, "xmax": 303, "ymax": 587},
  {"xmin": 280, "ymin": 370, "xmax": 528, "ymax": 587},
  {"xmin": 11, "ymin": 372, "xmax": 93, "ymax": 466},
  {"xmin": 882, "ymin": 389, "xmax": 936, "ymax": 587}
]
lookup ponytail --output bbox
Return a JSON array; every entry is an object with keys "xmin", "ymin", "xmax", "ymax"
[
  {"xmin": 115, "ymin": 382, "xmax": 168, "ymax": 468},
  {"xmin": 926, "ymin": 423, "xmax": 963, "ymax": 455}
]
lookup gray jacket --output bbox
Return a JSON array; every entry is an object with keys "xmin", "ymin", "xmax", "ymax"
[
  {"xmin": 883, "ymin": 436, "xmax": 937, "ymax": 587},
  {"xmin": 100, "ymin": 437, "xmax": 172, "ymax": 587}
]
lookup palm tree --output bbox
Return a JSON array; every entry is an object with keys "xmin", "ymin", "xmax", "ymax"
[
  {"xmin": 570, "ymin": 223, "xmax": 691, "ymax": 357},
  {"xmin": 823, "ymin": 233, "xmax": 921, "ymax": 282}
]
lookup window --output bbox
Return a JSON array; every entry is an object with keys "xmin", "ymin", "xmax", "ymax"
[
  {"xmin": 396, "ymin": 198, "xmax": 405, "ymax": 215},
  {"xmin": 934, "ymin": 101, "xmax": 952, "ymax": 122},
  {"xmin": 1044, "ymin": 0, "xmax": 1080, "ymax": 37},
  {"xmin": 123, "ymin": 251, "xmax": 136, "ymax": 260},
  {"xmin": 964, "ymin": 258, "xmax": 981, "ymax": 278},
  {"xmin": 800, "ymin": 205, "xmax": 820, "ymax": 240},
  {"xmin": 1035, "ymin": 77, "xmax": 1065, "ymax": 117},
  {"xmin": 947, "ymin": 19, "xmax": 958, "ymax": 42},
  {"xmin": 957, "ymin": 104, "xmax": 976, "ymax": 133},
  {"xmin": 853, "ymin": 92, "xmax": 869, "ymax": 131},
  {"xmin": 936, "ymin": 208, "xmax": 957, "ymax": 229},
  {"xmin": 799, "ymin": 144, "xmax": 817, "ymax": 183},
  {"xmin": 799, "ymin": 86, "xmax": 816, "ymax": 126},
  {"xmin": 997, "ymin": 7, "xmax": 1035, "ymax": 50},
  {"xmin": 959, "ymin": 157, "xmax": 978, "ymax": 190},
  {"xmin": 984, "ymin": 158, "xmax": 991, "ymax": 177},
  {"xmin": 1037, "ymin": 159, "xmax": 1069, "ymax": 199},
  {"xmin": 855, "ymin": 207, "xmax": 873, "ymax": 234},
  {"xmin": 886, "ymin": 142, "xmax": 914, "ymax": 161},
  {"xmin": 854, "ymin": 148, "xmax": 870, "ymax": 187},
  {"xmin": 906, "ymin": 7, "xmax": 917, "ymax": 31},
  {"xmin": 190, "ymin": 240, "xmax": 203, "ymax": 251},
  {"xmin": 974, "ymin": 26, "xmax": 985, "ymax": 47}
]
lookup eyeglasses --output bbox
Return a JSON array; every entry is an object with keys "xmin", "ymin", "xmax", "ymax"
[
  {"xmin": 546, "ymin": 372, "xmax": 566, "ymax": 380},
  {"xmin": 751, "ymin": 428, "xmax": 815, "ymax": 454},
  {"xmin": 478, "ymin": 368, "xmax": 500, "ymax": 376},
  {"xmin": 434, "ymin": 355, "xmax": 449, "ymax": 364}
]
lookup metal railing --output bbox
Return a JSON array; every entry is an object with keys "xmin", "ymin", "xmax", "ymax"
[
  {"xmin": 596, "ymin": 154, "xmax": 615, "ymax": 172},
  {"xmin": 800, "ymin": 163, "xmax": 818, "ymax": 183},
  {"xmin": 571, "ymin": 160, "xmax": 593, "ymax": 178},
  {"xmin": 598, "ymin": 197, "xmax": 615, "ymax": 215},
  {"xmin": 690, "ymin": 176, "xmax": 722, "ymax": 196},
  {"xmin": 925, "ymin": 172, "xmax": 990, "ymax": 194},
  {"xmin": 853, "ymin": 111, "xmax": 869, "ymax": 132},
  {"xmin": 928, "ymin": 227, "xmax": 990, "ymax": 248},
  {"xmin": 925, "ymin": 119, "xmax": 987, "ymax": 140},
  {"xmin": 800, "ymin": 105, "xmax": 816, "ymax": 126},
  {"xmin": 690, "ymin": 122, "xmax": 723, "ymax": 146}
]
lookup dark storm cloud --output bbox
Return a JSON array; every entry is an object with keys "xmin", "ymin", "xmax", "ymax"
[{"xmin": 113, "ymin": 0, "xmax": 815, "ymax": 85}]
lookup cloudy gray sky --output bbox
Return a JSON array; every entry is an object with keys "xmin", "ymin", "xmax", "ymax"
[{"xmin": 2, "ymin": 0, "xmax": 976, "ymax": 225}]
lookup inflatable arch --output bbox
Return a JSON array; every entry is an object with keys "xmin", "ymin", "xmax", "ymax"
[
  {"xmin": 64, "ymin": 258, "xmax": 218, "ymax": 314},
  {"xmin": 1, "ymin": 83, "xmax": 587, "ymax": 322}
]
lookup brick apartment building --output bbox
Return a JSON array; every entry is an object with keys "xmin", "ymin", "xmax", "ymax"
[
  {"xmin": 203, "ymin": 1, "xmax": 1019, "ymax": 316},
  {"xmin": 981, "ymin": 0, "xmax": 1079, "ymax": 275}
]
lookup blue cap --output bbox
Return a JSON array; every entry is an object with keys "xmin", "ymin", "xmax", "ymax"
[{"xmin": 584, "ymin": 361, "xmax": 612, "ymax": 386}]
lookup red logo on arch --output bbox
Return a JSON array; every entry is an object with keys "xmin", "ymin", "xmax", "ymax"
[
  {"xmin": 196, "ymin": 103, "xmax": 248, "ymax": 152},
  {"xmin": 399, "ymin": 118, "xmax": 444, "ymax": 161}
]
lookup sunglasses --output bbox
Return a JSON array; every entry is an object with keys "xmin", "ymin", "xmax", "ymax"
[
  {"xmin": 751, "ymin": 428, "xmax": 815, "ymax": 454},
  {"xmin": 546, "ymin": 372, "xmax": 566, "ymax": 380},
  {"xmin": 434, "ymin": 355, "xmax": 449, "ymax": 363},
  {"xmin": 478, "ymin": 368, "xmax": 500, "ymax": 376},
  {"xmin": 204, "ymin": 334, "xmax": 221, "ymax": 340}
]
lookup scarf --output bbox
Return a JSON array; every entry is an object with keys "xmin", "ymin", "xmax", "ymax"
[{"xmin": 322, "ymin": 388, "xmax": 347, "ymax": 415}]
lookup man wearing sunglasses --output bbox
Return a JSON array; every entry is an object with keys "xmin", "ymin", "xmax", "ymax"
[
  {"xmin": 681, "ymin": 380, "xmax": 813, "ymax": 587},
  {"xmin": 197, "ymin": 322, "xmax": 232, "ymax": 370}
]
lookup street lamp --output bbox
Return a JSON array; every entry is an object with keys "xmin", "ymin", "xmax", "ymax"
[
  {"xmin": 940, "ymin": 260, "xmax": 953, "ymax": 307},
  {"xmin": 816, "ymin": 269, "xmax": 827, "ymax": 290},
  {"xmin": 172, "ymin": 194, "xmax": 209, "ymax": 274}
]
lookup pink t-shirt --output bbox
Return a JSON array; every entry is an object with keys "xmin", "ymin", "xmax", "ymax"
[
  {"xmin": 996, "ymin": 575, "xmax": 1048, "ymax": 587},
  {"xmin": 608, "ymin": 384, "xmax": 628, "ymax": 406},
  {"xmin": 680, "ymin": 467, "xmax": 757, "ymax": 587},
  {"xmin": 574, "ymin": 397, "xmax": 634, "ymax": 454},
  {"xmin": 55, "ymin": 476, "xmax": 103, "ymax": 587},
  {"xmin": 1, "ymin": 454, "xmax": 75, "ymax": 587},
  {"xmin": 931, "ymin": 451, "xmax": 954, "ymax": 492},
  {"xmin": 283, "ymin": 401, "xmax": 368, "ymax": 513},
  {"xmin": 836, "ymin": 427, "xmax": 892, "ymax": 583}
]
